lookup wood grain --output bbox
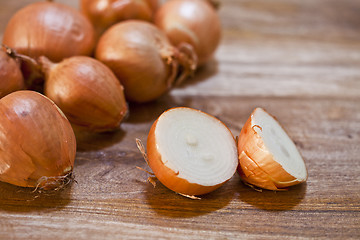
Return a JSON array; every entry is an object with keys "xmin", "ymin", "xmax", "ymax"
[{"xmin": 1, "ymin": 0, "xmax": 360, "ymax": 239}]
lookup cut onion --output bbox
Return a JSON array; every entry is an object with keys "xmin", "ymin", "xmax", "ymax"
[
  {"xmin": 237, "ymin": 108, "xmax": 308, "ymax": 190},
  {"xmin": 146, "ymin": 107, "xmax": 238, "ymax": 196}
]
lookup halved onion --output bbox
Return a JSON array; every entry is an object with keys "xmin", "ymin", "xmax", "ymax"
[
  {"xmin": 237, "ymin": 108, "xmax": 308, "ymax": 190},
  {"xmin": 146, "ymin": 107, "xmax": 238, "ymax": 196}
]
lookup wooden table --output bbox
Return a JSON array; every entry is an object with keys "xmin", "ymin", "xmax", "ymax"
[{"xmin": 1, "ymin": 0, "xmax": 360, "ymax": 239}]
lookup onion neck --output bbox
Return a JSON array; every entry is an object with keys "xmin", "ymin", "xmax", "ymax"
[
  {"xmin": 173, "ymin": 42, "xmax": 198, "ymax": 86},
  {"xmin": 160, "ymin": 43, "xmax": 198, "ymax": 89},
  {"xmin": 38, "ymin": 56, "xmax": 56, "ymax": 79},
  {"xmin": 2, "ymin": 44, "xmax": 45, "ymax": 92},
  {"xmin": 206, "ymin": 0, "xmax": 220, "ymax": 9}
]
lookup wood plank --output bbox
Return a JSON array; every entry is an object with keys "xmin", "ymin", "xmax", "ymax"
[
  {"xmin": 1, "ymin": 96, "xmax": 359, "ymax": 239},
  {"xmin": 0, "ymin": 0, "xmax": 359, "ymax": 239}
]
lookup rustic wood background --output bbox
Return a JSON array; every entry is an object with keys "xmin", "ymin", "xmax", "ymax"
[{"xmin": 1, "ymin": 0, "xmax": 360, "ymax": 239}]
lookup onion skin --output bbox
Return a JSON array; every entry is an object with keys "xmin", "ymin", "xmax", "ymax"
[
  {"xmin": 3, "ymin": 1, "xmax": 95, "ymax": 62},
  {"xmin": 40, "ymin": 56, "xmax": 128, "ymax": 132},
  {"xmin": 81, "ymin": 0, "xmax": 159, "ymax": 37},
  {"xmin": 237, "ymin": 109, "xmax": 307, "ymax": 190},
  {"xmin": 146, "ymin": 107, "xmax": 234, "ymax": 196},
  {"xmin": 154, "ymin": 0, "xmax": 221, "ymax": 65},
  {"xmin": 0, "ymin": 50, "xmax": 24, "ymax": 98},
  {"xmin": 96, "ymin": 20, "xmax": 197, "ymax": 103},
  {"xmin": 0, "ymin": 91, "xmax": 76, "ymax": 189}
]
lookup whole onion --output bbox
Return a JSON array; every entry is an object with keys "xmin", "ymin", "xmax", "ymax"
[
  {"xmin": 95, "ymin": 20, "xmax": 197, "ymax": 103},
  {"xmin": 0, "ymin": 48, "xmax": 24, "ymax": 98},
  {"xmin": 3, "ymin": 1, "xmax": 95, "ymax": 62},
  {"xmin": 0, "ymin": 91, "xmax": 76, "ymax": 190},
  {"xmin": 39, "ymin": 56, "xmax": 128, "ymax": 132},
  {"xmin": 81, "ymin": 0, "xmax": 159, "ymax": 37},
  {"xmin": 154, "ymin": 0, "xmax": 221, "ymax": 65}
]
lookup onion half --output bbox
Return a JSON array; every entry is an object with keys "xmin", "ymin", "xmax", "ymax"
[
  {"xmin": 0, "ymin": 91, "xmax": 76, "ymax": 190},
  {"xmin": 237, "ymin": 108, "xmax": 308, "ymax": 190},
  {"xmin": 3, "ymin": 1, "xmax": 95, "ymax": 62},
  {"xmin": 146, "ymin": 107, "xmax": 238, "ymax": 196}
]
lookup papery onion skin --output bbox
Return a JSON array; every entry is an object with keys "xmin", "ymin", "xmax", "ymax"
[
  {"xmin": 154, "ymin": 0, "xmax": 221, "ymax": 65},
  {"xmin": 146, "ymin": 107, "xmax": 236, "ymax": 196},
  {"xmin": 0, "ymin": 50, "xmax": 25, "ymax": 98},
  {"xmin": 237, "ymin": 108, "xmax": 308, "ymax": 190},
  {"xmin": 0, "ymin": 91, "xmax": 76, "ymax": 189},
  {"xmin": 96, "ymin": 20, "xmax": 197, "ymax": 103},
  {"xmin": 3, "ymin": 1, "xmax": 95, "ymax": 62},
  {"xmin": 81, "ymin": 0, "xmax": 159, "ymax": 37},
  {"xmin": 40, "ymin": 56, "xmax": 128, "ymax": 132}
]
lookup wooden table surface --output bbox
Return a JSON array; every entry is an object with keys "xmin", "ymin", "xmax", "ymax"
[{"xmin": 1, "ymin": 0, "xmax": 360, "ymax": 239}]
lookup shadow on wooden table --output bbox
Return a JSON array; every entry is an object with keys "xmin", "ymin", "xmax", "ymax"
[
  {"xmin": 237, "ymin": 180, "xmax": 307, "ymax": 211},
  {"xmin": 74, "ymin": 128, "xmax": 127, "ymax": 152},
  {"xmin": 177, "ymin": 58, "xmax": 219, "ymax": 89},
  {"xmin": 144, "ymin": 179, "xmax": 235, "ymax": 218},
  {"xmin": 0, "ymin": 181, "xmax": 73, "ymax": 212},
  {"xmin": 126, "ymin": 97, "xmax": 180, "ymax": 124}
]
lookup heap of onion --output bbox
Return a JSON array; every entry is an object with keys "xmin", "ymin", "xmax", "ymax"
[
  {"xmin": 0, "ymin": 49, "xmax": 24, "ymax": 98},
  {"xmin": 81, "ymin": 0, "xmax": 159, "ymax": 37},
  {"xmin": 237, "ymin": 108, "xmax": 308, "ymax": 190},
  {"xmin": 0, "ymin": 91, "xmax": 76, "ymax": 190},
  {"xmin": 39, "ymin": 56, "xmax": 128, "ymax": 132},
  {"xmin": 154, "ymin": 0, "xmax": 221, "ymax": 65},
  {"xmin": 96, "ymin": 20, "xmax": 197, "ymax": 103},
  {"xmin": 146, "ymin": 107, "xmax": 238, "ymax": 196},
  {"xmin": 2, "ymin": 1, "xmax": 95, "ymax": 62}
]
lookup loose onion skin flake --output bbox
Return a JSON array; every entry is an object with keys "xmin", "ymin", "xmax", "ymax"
[
  {"xmin": 0, "ymin": 91, "xmax": 76, "ymax": 190},
  {"xmin": 146, "ymin": 107, "xmax": 238, "ymax": 196},
  {"xmin": 237, "ymin": 108, "xmax": 308, "ymax": 190},
  {"xmin": 39, "ymin": 56, "xmax": 128, "ymax": 132},
  {"xmin": 0, "ymin": 49, "xmax": 24, "ymax": 98},
  {"xmin": 154, "ymin": 0, "xmax": 221, "ymax": 65},
  {"xmin": 96, "ymin": 20, "xmax": 197, "ymax": 103},
  {"xmin": 81, "ymin": 0, "xmax": 159, "ymax": 38},
  {"xmin": 3, "ymin": 1, "xmax": 95, "ymax": 62}
]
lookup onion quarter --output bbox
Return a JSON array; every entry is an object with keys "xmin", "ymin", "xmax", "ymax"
[{"xmin": 237, "ymin": 108, "xmax": 308, "ymax": 190}]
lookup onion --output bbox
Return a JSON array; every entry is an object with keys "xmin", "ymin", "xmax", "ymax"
[
  {"xmin": 39, "ymin": 56, "xmax": 128, "ymax": 132},
  {"xmin": 81, "ymin": 0, "xmax": 159, "ymax": 37},
  {"xmin": 95, "ymin": 20, "xmax": 197, "ymax": 103},
  {"xmin": 237, "ymin": 108, "xmax": 308, "ymax": 190},
  {"xmin": 0, "ymin": 90, "xmax": 76, "ymax": 190},
  {"xmin": 145, "ymin": 107, "xmax": 238, "ymax": 196},
  {"xmin": 154, "ymin": 0, "xmax": 221, "ymax": 65},
  {"xmin": 2, "ymin": 1, "xmax": 95, "ymax": 62},
  {"xmin": 0, "ymin": 48, "xmax": 24, "ymax": 98}
]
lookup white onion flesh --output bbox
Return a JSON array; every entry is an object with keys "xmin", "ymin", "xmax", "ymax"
[
  {"xmin": 154, "ymin": 107, "xmax": 238, "ymax": 187},
  {"xmin": 252, "ymin": 108, "xmax": 307, "ymax": 181}
]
